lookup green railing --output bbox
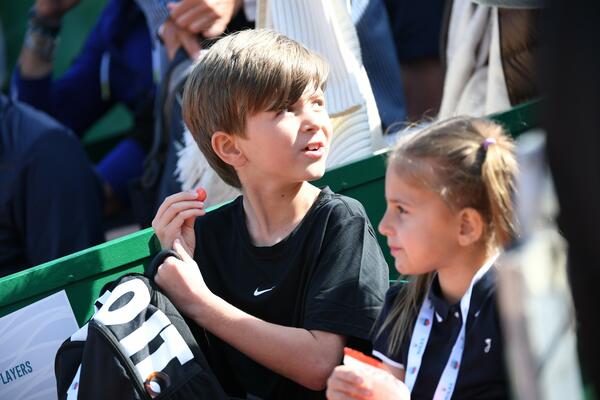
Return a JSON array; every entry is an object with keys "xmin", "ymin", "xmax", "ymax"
[{"xmin": 0, "ymin": 100, "xmax": 541, "ymax": 325}]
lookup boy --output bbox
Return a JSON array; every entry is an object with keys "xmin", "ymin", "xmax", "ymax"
[{"xmin": 152, "ymin": 29, "xmax": 389, "ymax": 399}]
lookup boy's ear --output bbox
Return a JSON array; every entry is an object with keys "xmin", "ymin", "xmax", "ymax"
[
  {"xmin": 457, "ymin": 208, "xmax": 484, "ymax": 247},
  {"xmin": 211, "ymin": 131, "xmax": 247, "ymax": 167}
]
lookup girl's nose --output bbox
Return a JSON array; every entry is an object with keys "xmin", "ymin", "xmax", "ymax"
[{"xmin": 378, "ymin": 209, "xmax": 393, "ymax": 237}]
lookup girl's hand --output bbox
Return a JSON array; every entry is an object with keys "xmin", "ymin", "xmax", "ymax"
[
  {"xmin": 152, "ymin": 191, "xmax": 206, "ymax": 255},
  {"xmin": 154, "ymin": 239, "xmax": 212, "ymax": 318},
  {"xmin": 326, "ymin": 364, "xmax": 410, "ymax": 400},
  {"xmin": 327, "ymin": 365, "xmax": 373, "ymax": 399}
]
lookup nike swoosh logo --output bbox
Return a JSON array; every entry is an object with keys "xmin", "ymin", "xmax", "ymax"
[{"xmin": 253, "ymin": 286, "xmax": 276, "ymax": 296}]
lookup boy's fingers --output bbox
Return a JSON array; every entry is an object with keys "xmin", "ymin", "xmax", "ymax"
[
  {"xmin": 173, "ymin": 239, "xmax": 193, "ymax": 262},
  {"xmin": 160, "ymin": 208, "xmax": 205, "ymax": 244},
  {"xmin": 155, "ymin": 191, "xmax": 198, "ymax": 222},
  {"xmin": 162, "ymin": 200, "xmax": 205, "ymax": 223},
  {"xmin": 169, "ymin": 208, "xmax": 205, "ymax": 231},
  {"xmin": 154, "ymin": 199, "xmax": 204, "ymax": 231}
]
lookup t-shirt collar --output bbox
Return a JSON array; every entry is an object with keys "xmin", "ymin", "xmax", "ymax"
[{"xmin": 428, "ymin": 255, "xmax": 498, "ymax": 322}]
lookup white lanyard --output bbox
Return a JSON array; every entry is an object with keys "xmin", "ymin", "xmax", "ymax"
[{"xmin": 404, "ymin": 256, "xmax": 497, "ymax": 399}]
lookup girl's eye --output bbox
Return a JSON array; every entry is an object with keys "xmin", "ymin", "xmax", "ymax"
[
  {"xmin": 312, "ymin": 98, "xmax": 325, "ymax": 109},
  {"xmin": 397, "ymin": 205, "xmax": 407, "ymax": 214}
]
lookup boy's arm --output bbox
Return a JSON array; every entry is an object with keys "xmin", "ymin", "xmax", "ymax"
[
  {"xmin": 197, "ymin": 289, "xmax": 345, "ymax": 391},
  {"xmin": 156, "ymin": 240, "xmax": 345, "ymax": 391}
]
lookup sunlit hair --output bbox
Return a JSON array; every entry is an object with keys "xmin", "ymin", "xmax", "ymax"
[
  {"xmin": 377, "ymin": 116, "xmax": 518, "ymax": 354},
  {"xmin": 182, "ymin": 29, "xmax": 329, "ymax": 188}
]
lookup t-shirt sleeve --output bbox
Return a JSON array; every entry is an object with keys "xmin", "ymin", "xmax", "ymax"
[
  {"xmin": 371, "ymin": 285, "xmax": 408, "ymax": 370},
  {"xmin": 302, "ymin": 207, "xmax": 389, "ymax": 341}
]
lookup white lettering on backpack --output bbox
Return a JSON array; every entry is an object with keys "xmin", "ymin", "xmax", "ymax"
[
  {"xmin": 94, "ymin": 279, "xmax": 150, "ymax": 326},
  {"xmin": 135, "ymin": 325, "xmax": 194, "ymax": 380},
  {"xmin": 93, "ymin": 278, "xmax": 194, "ymax": 382}
]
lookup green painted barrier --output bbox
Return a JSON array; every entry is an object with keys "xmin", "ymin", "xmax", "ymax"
[{"xmin": 0, "ymin": 100, "xmax": 540, "ymax": 325}]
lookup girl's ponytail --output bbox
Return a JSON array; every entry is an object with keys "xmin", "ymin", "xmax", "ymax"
[
  {"xmin": 375, "ymin": 116, "xmax": 518, "ymax": 354},
  {"xmin": 480, "ymin": 125, "xmax": 518, "ymax": 247}
]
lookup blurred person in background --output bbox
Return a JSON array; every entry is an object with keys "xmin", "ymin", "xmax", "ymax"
[
  {"xmin": 11, "ymin": 0, "xmax": 156, "ymax": 216},
  {"xmin": 0, "ymin": 92, "xmax": 104, "ymax": 275},
  {"xmin": 543, "ymin": 0, "xmax": 600, "ymax": 394}
]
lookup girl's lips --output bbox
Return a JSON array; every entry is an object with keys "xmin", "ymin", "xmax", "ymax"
[{"xmin": 388, "ymin": 246, "xmax": 402, "ymax": 256}]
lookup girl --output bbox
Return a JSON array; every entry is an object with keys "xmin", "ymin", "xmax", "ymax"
[{"xmin": 327, "ymin": 116, "xmax": 517, "ymax": 400}]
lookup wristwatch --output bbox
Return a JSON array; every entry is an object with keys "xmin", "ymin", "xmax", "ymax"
[{"xmin": 23, "ymin": 7, "xmax": 62, "ymax": 62}]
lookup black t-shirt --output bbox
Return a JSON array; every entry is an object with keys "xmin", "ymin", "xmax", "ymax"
[
  {"xmin": 193, "ymin": 187, "xmax": 390, "ymax": 399},
  {"xmin": 372, "ymin": 267, "xmax": 509, "ymax": 400}
]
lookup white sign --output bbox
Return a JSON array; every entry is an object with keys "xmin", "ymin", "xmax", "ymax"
[{"xmin": 0, "ymin": 290, "xmax": 79, "ymax": 400}]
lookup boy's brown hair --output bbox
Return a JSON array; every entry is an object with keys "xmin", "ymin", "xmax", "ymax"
[{"xmin": 182, "ymin": 29, "xmax": 329, "ymax": 188}]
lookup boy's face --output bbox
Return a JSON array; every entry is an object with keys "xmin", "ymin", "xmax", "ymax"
[{"xmin": 236, "ymin": 88, "xmax": 332, "ymax": 185}]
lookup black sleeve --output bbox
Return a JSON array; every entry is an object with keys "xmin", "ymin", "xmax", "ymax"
[
  {"xmin": 303, "ymin": 210, "xmax": 389, "ymax": 342},
  {"xmin": 371, "ymin": 284, "xmax": 408, "ymax": 369}
]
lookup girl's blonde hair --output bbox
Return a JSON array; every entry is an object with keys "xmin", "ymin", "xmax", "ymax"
[{"xmin": 378, "ymin": 116, "xmax": 518, "ymax": 354}]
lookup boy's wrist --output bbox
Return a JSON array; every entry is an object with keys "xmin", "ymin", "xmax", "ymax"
[{"xmin": 187, "ymin": 288, "xmax": 220, "ymax": 326}]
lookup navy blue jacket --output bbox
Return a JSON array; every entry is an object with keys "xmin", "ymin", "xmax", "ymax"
[
  {"xmin": 11, "ymin": 0, "xmax": 154, "ymax": 136},
  {"xmin": 0, "ymin": 95, "xmax": 104, "ymax": 276}
]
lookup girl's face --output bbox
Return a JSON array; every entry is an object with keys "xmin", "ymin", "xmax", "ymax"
[{"xmin": 378, "ymin": 167, "xmax": 462, "ymax": 276}]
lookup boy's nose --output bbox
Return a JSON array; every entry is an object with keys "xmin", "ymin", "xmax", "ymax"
[{"xmin": 300, "ymin": 108, "xmax": 323, "ymax": 133}]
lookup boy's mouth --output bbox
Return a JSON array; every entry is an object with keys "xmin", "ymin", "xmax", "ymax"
[
  {"xmin": 302, "ymin": 142, "xmax": 326, "ymax": 159},
  {"xmin": 303, "ymin": 142, "xmax": 324, "ymax": 152}
]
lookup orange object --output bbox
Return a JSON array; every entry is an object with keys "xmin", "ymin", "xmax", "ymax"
[
  {"xmin": 195, "ymin": 188, "xmax": 207, "ymax": 202},
  {"xmin": 343, "ymin": 347, "xmax": 385, "ymax": 370}
]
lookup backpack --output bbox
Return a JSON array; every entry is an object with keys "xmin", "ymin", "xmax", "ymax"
[{"xmin": 54, "ymin": 250, "xmax": 227, "ymax": 399}]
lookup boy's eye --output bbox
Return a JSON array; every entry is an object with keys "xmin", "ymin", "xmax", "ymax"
[
  {"xmin": 275, "ymin": 107, "xmax": 290, "ymax": 116},
  {"xmin": 312, "ymin": 98, "xmax": 325, "ymax": 109}
]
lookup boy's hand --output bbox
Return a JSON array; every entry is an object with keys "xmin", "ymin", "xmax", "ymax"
[
  {"xmin": 155, "ymin": 239, "xmax": 212, "ymax": 317},
  {"xmin": 152, "ymin": 191, "xmax": 206, "ymax": 254},
  {"xmin": 326, "ymin": 365, "xmax": 410, "ymax": 400}
]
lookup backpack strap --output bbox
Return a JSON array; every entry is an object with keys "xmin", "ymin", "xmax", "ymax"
[{"xmin": 145, "ymin": 248, "xmax": 182, "ymax": 282}]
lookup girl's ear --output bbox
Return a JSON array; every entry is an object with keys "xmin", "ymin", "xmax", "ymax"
[
  {"xmin": 211, "ymin": 131, "xmax": 247, "ymax": 167},
  {"xmin": 457, "ymin": 208, "xmax": 485, "ymax": 247}
]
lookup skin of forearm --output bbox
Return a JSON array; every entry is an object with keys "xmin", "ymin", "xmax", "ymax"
[
  {"xmin": 19, "ymin": 45, "xmax": 53, "ymax": 78},
  {"xmin": 190, "ymin": 292, "xmax": 345, "ymax": 391}
]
